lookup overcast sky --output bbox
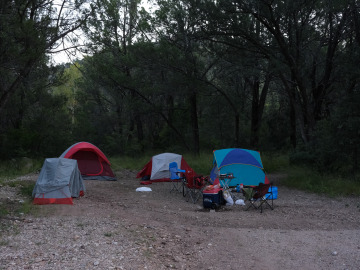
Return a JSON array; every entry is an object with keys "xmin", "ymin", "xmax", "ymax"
[{"xmin": 50, "ymin": 0, "xmax": 156, "ymax": 65}]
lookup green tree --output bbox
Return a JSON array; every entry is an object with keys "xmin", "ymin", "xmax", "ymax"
[
  {"xmin": 0, "ymin": 62, "xmax": 73, "ymax": 158},
  {"xmin": 0, "ymin": 0, "xmax": 89, "ymax": 115}
]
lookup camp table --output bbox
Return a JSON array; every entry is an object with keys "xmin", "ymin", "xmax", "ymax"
[
  {"xmin": 219, "ymin": 173, "xmax": 241, "ymax": 202},
  {"xmin": 219, "ymin": 173, "xmax": 234, "ymax": 189}
]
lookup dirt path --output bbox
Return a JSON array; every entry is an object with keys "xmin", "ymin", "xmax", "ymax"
[{"xmin": 1, "ymin": 171, "xmax": 360, "ymax": 270}]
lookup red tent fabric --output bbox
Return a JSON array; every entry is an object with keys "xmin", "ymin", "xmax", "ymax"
[{"xmin": 60, "ymin": 142, "xmax": 116, "ymax": 181}]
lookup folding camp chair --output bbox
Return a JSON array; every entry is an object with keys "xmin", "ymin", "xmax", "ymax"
[
  {"xmin": 244, "ymin": 182, "xmax": 274, "ymax": 213},
  {"xmin": 169, "ymin": 162, "xmax": 186, "ymax": 193},
  {"xmin": 184, "ymin": 175, "xmax": 208, "ymax": 203}
]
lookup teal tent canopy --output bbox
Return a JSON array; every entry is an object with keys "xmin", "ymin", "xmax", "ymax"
[{"xmin": 210, "ymin": 148, "xmax": 269, "ymax": 187}]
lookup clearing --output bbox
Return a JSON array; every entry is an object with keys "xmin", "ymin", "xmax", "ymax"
[{"xmin": 0, "ymin": 170, "xmax": 359, "ymax": 270}]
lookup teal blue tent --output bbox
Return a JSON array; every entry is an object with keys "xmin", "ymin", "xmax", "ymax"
[{"xmin": 210, "ymin": 148, "xmax": 269, "ymax": 187}]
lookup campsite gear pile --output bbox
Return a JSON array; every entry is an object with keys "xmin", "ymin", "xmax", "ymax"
[
  {"xmin": 136, "ymin": 152, "xmax": 207, "ymax": 203},
  {"xmin": 134, "ymin": 149, "xmax": 276, "ymax": 210},
  {"xmin": 204, "ymin": 148, "xmax": 276, "ymax": 211}
]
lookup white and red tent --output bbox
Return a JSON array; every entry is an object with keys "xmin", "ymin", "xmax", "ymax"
[{"xmin": 136, "ymin": 153, "xmax": 196, "ymax": 182}]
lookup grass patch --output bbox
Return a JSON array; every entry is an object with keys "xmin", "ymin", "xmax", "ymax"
[
  {"xmin": 3, "ymin": 180, "xmax": 35, "ymax": 198},
  {"xmin": 0, "ymin": 199, "xmax": 34, "ymax": 218},
  {"xmin": 182, "ymin": 152, "xmax": 213, "ymax": 175},
  {"xmin": 110, "ymin": 154, "xmax": 154, "ymax": 171},
  {"xmin": 17, "ymin": 200, "xmax": 35, "ymax": 215},
  {"xmin": 110, "ymin": 151, "xmax": 214, "ymax": 175},
  {"xmin": 0, "ymin": 239, "xmax": 9, "ymax": 246},
  {"xmin": 0, "ymin": 158, "xmax": 42, "ymax": 182},
  {"xmin": 18, "ymin": 182, "xmax": 35, "ymax": 197},
  {"xmin": 104, "ymin": 232, "xmax": 113, "ymax": 237},
  {"xmin": 0, "ymin": 178, "xmax": 36, "ymax": 219},
  {"xmin": 0, "ymin": 158, "xmax": 47, "ymax": 217},
  {"xmin": 282, "ymin": 166, "xmax": 360, "ymax": 197},
  {"xmin": 0, "ymin": 206, "xmax": 9, "ymax": 217}
]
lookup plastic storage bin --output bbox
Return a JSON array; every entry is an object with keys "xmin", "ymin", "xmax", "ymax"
[{"xmin": 266, "ymin": 186, "xmax": 278, "ymax": 199}]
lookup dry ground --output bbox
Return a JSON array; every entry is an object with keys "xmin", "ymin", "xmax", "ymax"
[{"xmin": 1, "ymin": 170, "xmax": 360, "ymax": 270}]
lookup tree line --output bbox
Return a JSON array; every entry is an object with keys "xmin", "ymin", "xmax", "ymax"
[{"xmin": 0, "ymin": 0, "xmax": 359, "ymax": 178}]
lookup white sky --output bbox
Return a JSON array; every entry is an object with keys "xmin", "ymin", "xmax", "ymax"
[{"xmin": 50, "ymin": 0, "xmax": 156, "ymax": 65}]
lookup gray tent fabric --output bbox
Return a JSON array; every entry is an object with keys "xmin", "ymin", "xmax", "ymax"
[{"xmin": 33, "ymin": 158, "xmax": 85, "ymax": 204}]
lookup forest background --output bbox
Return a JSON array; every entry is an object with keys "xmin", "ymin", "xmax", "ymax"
[{"xmin": 1, "ymin": 0, "xmax": 360, "ymax": 194}]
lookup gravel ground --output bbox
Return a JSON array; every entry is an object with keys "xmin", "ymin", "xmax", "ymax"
[{"xmin": 1, "ymin": 170, "xmax": 360, "ymax": 270}]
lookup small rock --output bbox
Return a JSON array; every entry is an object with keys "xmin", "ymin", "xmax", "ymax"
[{"xmin": 332, "ymin": 251, "xmax": 338, "ymax": 256}]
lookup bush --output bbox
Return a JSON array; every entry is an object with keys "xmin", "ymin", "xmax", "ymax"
[
  {"xmin": 289, "ymin": 151, "xmax": 316, "ymax": 166},
  {"xmin": 282, "ymin": 165, "xmax": 360, "ymax": 196},
  {"xmin": 312, "ymin": 91, "xmax": 360, "ymax": 177},
  {"xmin": 261, "ymin": 153, "xmax": 289, "ymax": 173}
]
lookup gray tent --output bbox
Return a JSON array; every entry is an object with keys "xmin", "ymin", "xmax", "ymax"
[{"xmin": 33, "ymin": 158, "xmax": 85, "ymax": 205}]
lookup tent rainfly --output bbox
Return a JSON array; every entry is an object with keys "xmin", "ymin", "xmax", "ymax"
[{"xmin": 32, "ymin": 158, "xmax": 85, "ymax": 205}]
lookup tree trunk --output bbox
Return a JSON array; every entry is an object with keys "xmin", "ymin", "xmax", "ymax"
[
  {"xmin": 189, "ymin": 90, "xmax": 200, "ymax": 156},
  {"xmin": 234, "ymin": 113, "xmax": 240, "ymax": 147},
  {"xmin": 250, "ymin": 78, "xmax": 260, "ymax": 148},
  {"xmin": 249, "ymin": 73, "xmax": 271, "ymax": 149},
  {"xmin": 289, "ymin": 101, "xmax": 297, "ymax": 149}
]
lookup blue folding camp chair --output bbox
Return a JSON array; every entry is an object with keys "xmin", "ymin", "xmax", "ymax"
[{"xmin": 169, "ymin": 162, "xmax": 186, "ymax": 193}]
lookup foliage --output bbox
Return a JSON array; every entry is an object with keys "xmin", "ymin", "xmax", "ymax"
[
  {"xmin": 0, "ymin": 0, "xmax": 90, "ymax": 114},
  {"xmin": 182, "ymin": 152, "xmax": 213, "ymax": 176},
  {"xmin": 0, "ymin": 179, "xmax": 36, "ymax": 219},
  {"xmin": 109, "ymin": 154, "xmax": 154, "ymax": 171},
  {"xmin": 261, "ymin": 153, "xmax": 289, "ymax": 173},
  {"xmin": 18, "ymin": 182, "xmax": 36, "ymax": 198},
  {"xmin": 0, "ymin": 158, "xmax": 42, "ymax": 181},
  {"xmin": 291, "ymin": 91, "xmax": 360, "ymax": 177},
  {"xmin": 282, "ymin": 166, "xmax": 360, "ymax": 197},
  {"xmin": 289, "ymin": 151, "xmax": 317, "ymax": 167}
]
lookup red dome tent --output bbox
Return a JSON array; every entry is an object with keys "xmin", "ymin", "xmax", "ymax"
[{"xmin": 60, "ymin": 142, "xmax": 116, "ymax": 181}]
